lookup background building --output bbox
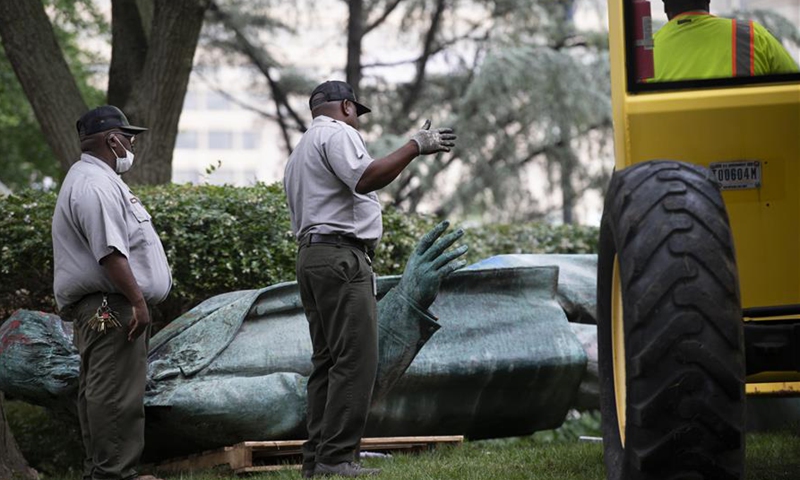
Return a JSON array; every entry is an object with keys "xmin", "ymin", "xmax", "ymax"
[{"xmin": 172, "ymin": 71, "xmax": 286, "ymax": 186}]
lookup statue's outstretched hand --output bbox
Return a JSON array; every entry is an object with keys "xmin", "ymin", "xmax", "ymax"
[{"xmin": 396, "ymin": 221, "xmax": 468, "ymax": 311}]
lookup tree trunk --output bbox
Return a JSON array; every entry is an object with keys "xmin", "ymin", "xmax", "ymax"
[
  {"xmin": 108, "ymin": 0, "xmax": 150, "ymax": 107},
  {"xmin": 557, "ymin": 144, "xmax": 578, "ymax": 225},
  {"xmin": 0, "ymin": 0, "xmax": 87, "ymax": 172},
  {"xmin": 0, "ymin": 0, "xmax": 208, "ymax": 185},
  {"xmin": 0, "ymin": 394, "xmax": 37, "ymax": 480},
  {"xmin": 346, "ymin": 0, "xmax": 364, "ymax": 94},
  {"xmin": 123, "ymin": 0, "xmax": 210, "ymax": 185}
]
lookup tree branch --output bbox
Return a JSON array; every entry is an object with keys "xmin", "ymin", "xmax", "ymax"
[
  {"xmin": 392, "ymin": 153, "xmax": 458, "ymax": 208},
  {"xmin": 0, "ymin": 0, "xmax": 87, "ymax": 172},
  {"xmin": 208, "ymin": 4, "xmax": 294, "ymax": 154},
  {"xmin": 195, "ymin": 72, "xmax": 282, "ymax": 122},
  {"xmin": 423, "ymin": 121, "xmax": 611, "ymax": 217},
  {"xmin": 209, "ymin": 0, "xmax": 307, "ymax": 142},
  {"xmin": 362, "ymin": 27, "xmax": 488, "ymax": 70},
  {"xmin": 400, "ymin": 0, "xmax": 447, "ymax": 117},
  {"xmin": 364, "ymin": 0, "xmax": 404, "ymax": 34}
]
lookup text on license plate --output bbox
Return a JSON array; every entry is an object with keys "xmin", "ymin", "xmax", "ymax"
[{"xmin": 709, "ymin": 161, "xmax": 761, "ymax": 190}]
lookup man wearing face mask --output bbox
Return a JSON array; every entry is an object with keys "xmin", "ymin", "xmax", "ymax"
[{"xmin": 52, "ymin": 105, "xmax": 171, "ymax": 480}]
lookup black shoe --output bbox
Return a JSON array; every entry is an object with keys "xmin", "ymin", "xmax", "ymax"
[
  {"xmin": 302, "ymin": 466, "xmax": 316, "ymax": 478},
  {"xmin": 315, "ymin": 462, "xmax": 381, "ymax": 477}
]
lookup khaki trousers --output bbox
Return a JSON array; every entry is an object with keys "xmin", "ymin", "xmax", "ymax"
[
  {"xmin": 296, "ymin": 244, "xmax": 378, "ymax": 469},
  {"xmin": 71, "ymin": 293, "xmax": 148, "ymax": 480}
]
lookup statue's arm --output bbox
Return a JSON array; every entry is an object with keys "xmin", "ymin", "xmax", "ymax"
[
  {"xmin": 373, "ymin": 288, "xmax": 440, "ymax": 400},
  {"xmin": 372, "ymin": 220, "xmax": 467, "ymax": 401}
]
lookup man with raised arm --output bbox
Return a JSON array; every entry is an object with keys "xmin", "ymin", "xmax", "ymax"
[{"xmin": 284, "ymin": 80, "xmax": 461, "ymax": 478}]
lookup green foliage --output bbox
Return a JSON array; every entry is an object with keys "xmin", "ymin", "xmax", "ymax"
[
  {"xmin": 360, "ymin": 1, "xmax": 613, "ymax": 223},
  {"xmin": 529, "ymin": 410, "xmax": 602, "ymax": 443},
  {"xmin": 200, "ymin": 0, "xmax": 614, "ymax": 222},
  {"xmin": 373, "ymin": 208, "xmax": 437, "ymax": 275},
  {"xmin": 5, "ymin": 400, "xmax": 83, "ymax": 478},
  {"xmin": 0, "ymin": 183, "xmax": 597, "ymax": 321},
  {"xmin": 0, "ymin": 0, "xmax": 106, "ymax": 190},
  {"xmin": 44, "ymin": 427, "xmax": 800, "ymax": 480},
  {"xmin": 0, "ymin": 53, "xmax": 62, "ymax": 189},
  {"xmin": 140, "ymin": 183, "xmax": 298, "ymax": 320},
  {"xmin": 0, "ymin": 189, "xmax": 58, "ymax": 316},
  {"xmin": 471, "ymin": 410, "xmax": 601, "ymax": 447},
  {"xmin": 462, "ymin": 222, "xmax": 599, "ymax": 264},
  {"xmin": 745, "ymin": 430, "xmax": 800, "ymax": 479}
]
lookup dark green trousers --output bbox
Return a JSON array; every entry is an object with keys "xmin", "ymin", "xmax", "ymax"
[
  {"xmin": 71, "ymin": 293, "xmax": 148, "ymax": 480},
  {"xmin": 296, "ymin": 244, "xmax": 378, "ymax": 469}
]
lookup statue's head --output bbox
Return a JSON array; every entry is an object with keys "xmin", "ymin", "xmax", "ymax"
[{"xmin": 0, "ymin": 310, "xmax": 79, "ymax": 410}]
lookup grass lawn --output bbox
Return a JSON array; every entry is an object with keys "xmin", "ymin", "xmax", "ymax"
[
  {"xmin": 101, "ymin": 431, "xmax": 796, "ymax": 480},
  {"xmin": 22, "ymin": 408, "xmax": 797, "ymax": 479}
]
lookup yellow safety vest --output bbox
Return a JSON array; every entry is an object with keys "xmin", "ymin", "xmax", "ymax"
[{"xmin": 653, "ymin": 12, "xmax": 799, "ymax": 82}]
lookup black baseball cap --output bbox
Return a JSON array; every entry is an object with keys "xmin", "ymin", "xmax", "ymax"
[
  {"xmin": 309, "ymin": 80, "xmax": 371, "ymax": 116},
  {"xmin": 76, "ymin": 105, "xmax": 148, "ymax": 137}
]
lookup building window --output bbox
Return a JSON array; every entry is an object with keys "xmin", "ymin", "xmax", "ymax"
[
  {"xmin": 175, "ymin": 130, "xmax": 199, "ymax": 149},
  {"xmin": 209, "ymin": 130, "xmax": 233, "ymax": 150},
  {"xmin": 183, "ymin": 91, "xmax": 202, "ymax": 110},
  {"xmin": 207, "ymin": 91, "xmax": 231, "ymax": 110},
  {"xmin": 207, "ymin": 170, "xmax": 239, "ymax": 186},
  {"xmin": 242, "ymin": 131, "xmax": 260, "ymax": 150},
  {"xmin": 173, "ymin": 169, "xmax": 200, "ymax": 184}
]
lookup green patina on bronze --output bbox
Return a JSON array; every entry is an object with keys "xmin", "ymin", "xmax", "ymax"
[{"xmin": 0, "ymin": 248, "xmax": 593, "ymax": 461}]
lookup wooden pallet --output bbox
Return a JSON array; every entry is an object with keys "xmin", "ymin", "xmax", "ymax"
[{"xmin": 153, "ymin": 435, "xmax": 464, "ymax": 475}]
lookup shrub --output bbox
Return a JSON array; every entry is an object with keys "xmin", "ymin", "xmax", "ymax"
[
  {"xmin": 0, "ymin": 183, "xmax": 597, "ymax": 322},
  {"xmin": 0, "ymin": 189, "xmax": 57, "ymax": 318},
  {"xmin": 138, "ymin": 183, "xmax": 298, "ymax": 321},
  {"xmin": 4, "ymin": 400, "xmax": 83, "ymax": 477},
  {"xmin": 1, "ymin": 184, "xmax": 599, "ymax": 475},
  {"xmin": 463, "ymin": 222, "xmax": 599, "ymax": 262}
]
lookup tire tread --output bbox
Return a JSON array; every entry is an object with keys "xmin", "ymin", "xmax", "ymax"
[{"xmin": 598, "ymin": 161, "xmax": 745, "ymax": 480}]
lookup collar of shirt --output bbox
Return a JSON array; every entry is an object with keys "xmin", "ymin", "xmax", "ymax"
[
  {"xmin": 312, "ymin": 115, "xmax": 339, "ymax": 126},
  {"xmin": 80, "ymin": 153, "xmax": 129, "ymax": 190},
  {"xmin": 311, "ymin": 115, "xmax": 365, "ymax": 143},
  {"xmin": 672, "ymin": 11, "xmax": 713, "ymax": 21}
]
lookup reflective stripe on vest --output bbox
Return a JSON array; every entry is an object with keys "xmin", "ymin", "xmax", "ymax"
[{"xmin": 732, "ymin": 19, "xmax": 755, "ymax": 77}]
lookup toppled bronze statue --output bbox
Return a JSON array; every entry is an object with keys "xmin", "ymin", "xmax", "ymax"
[{"xmin": 0, "ymin": 225, "xmax": 591, "ymax": 460}]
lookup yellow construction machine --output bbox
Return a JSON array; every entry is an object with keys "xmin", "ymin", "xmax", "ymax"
[{"xmin": 598, "ymin": 1, "xmax": 800, "ymax": 479}]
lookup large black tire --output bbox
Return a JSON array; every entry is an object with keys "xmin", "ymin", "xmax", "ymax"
[{"xmin": 597, "ymin": 161, "xmax": 746, "ymax": 480}]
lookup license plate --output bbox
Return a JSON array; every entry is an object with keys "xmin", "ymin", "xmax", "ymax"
[{"xmin": 709, "ymin": 161, "xmax": 761, "ymax": 190}]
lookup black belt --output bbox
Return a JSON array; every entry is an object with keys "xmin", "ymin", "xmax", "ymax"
[{"xmin": 301, "ymin": 233, "xmax": 374, "ymax": 259}]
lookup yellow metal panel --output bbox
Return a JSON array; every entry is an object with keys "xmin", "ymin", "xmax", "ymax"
[
  {"xmin": 623, "ymin": 87, "xmax": 800, "ymax": 308},
  {"xmin": 746, "ymin": 372, "xmax": 800, "ymax": 383},
  {"xmin": 743, "ymin": 315, "xmax": 800, "ymax": 322},
  {"xmin": 746, "ymin": 379, "xmax": 800, "ymax": 396},
  {"xmin": 608, "ymin": 0, "xmax": 630, "ymax": 175},
  {"xmin": 607, "ymin": 1, "xmax": 800, "ymax": 310}
]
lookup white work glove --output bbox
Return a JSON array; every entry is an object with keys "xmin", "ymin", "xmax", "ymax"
[{"xmin": 410, "ymin": 119, "xmax": 457, "ymax": 155}]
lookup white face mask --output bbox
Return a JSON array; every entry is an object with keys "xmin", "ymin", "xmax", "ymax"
[
  {"xmin": 115, "ymin": 148, "xmax": 135, "ymax": 174},
  {"xmin": 109, "ymin": 135, "xmax": 135, "ymax": 173}
]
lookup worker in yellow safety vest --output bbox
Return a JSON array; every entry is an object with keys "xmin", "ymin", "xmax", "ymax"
[{"xmin": 653, "ymin": 0, "xmax": 799, "ymax": 81}]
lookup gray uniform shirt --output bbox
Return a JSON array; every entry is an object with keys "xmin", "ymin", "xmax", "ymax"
[
  {"xmin": 52, "ymin": 153, "xmax": 172, "ymax": 309},
  {"xmin": 284, "ymin": 115, "xmax": 382, "ymax": 246}
]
